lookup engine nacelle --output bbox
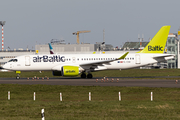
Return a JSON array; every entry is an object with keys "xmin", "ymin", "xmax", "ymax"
[
  {"xmin": 61, "ymin": 66, "xmax": 80, "ymax": 76},
  {"xmin": 52, "ymin": 66, "xmax": 81, "ymax": 76}
]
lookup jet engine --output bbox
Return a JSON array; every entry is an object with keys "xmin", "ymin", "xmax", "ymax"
[{"xmin": 52, "ymin": 66, "xmax": 81, "ymax": 76}]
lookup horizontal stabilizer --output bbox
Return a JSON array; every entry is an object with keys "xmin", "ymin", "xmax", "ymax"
[{"xmin": 153, "ymin": 54, "xmax": 175, "ymax": 59}]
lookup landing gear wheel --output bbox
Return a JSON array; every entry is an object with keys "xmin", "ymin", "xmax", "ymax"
[
  {"xmin": 81, "ymin": 73, "xmax": 86, "ymax": 78},
  {"xmin": 87, "ymin": 73, "xmax": 93, "ymax": 79},
  {"xmin": 16, "ymin": 76, "xmax": 20, "ymax": 79},
  {"xmin": 16, "ymin": 74, "xmax": 20, "ymax": 79}
]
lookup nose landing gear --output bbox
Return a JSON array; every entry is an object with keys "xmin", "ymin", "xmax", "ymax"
[
  {"xmin": 16, "ymin": 74, "xmax": 20, "ymax": 79},
  {"xmin": 16, "ymin": 71, "xmax": 21, "ymax": 79}
]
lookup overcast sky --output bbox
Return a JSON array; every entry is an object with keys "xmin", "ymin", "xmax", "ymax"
[{"xmin": 0, "ymin": 0, "xmax": 180, "ymax": 50}]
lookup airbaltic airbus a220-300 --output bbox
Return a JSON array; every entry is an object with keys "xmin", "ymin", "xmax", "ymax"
[{"xmin": 3, "ymin": 26, "xmax": 174, "ymax": 79}]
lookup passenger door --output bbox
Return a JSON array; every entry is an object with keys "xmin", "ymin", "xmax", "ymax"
[
  {"xmin": 25, "ymin": 56, "xmax": 31, "ymax": 66},
  {"xmin": 135, "ymin": 54, "xmax": 141, "ymax": 64}
]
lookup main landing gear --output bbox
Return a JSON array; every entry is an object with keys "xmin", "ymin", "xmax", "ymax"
[
  {"xmin": 81, "ymin": 72, "xmax": 86, "ymax": 78},
  {"xmin": 87, "ymin": 73, "xmax": 93, "ymax": 78},
  {"xmin": 81, "ymin": 72, "xmax": 93, "ymax": 79}
]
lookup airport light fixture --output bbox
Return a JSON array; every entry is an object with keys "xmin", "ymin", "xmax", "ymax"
[{"xmin": 0, "ymin": 21, "xmax": 6, "ymax": 51}]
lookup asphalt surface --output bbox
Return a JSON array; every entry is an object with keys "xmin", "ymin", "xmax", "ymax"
[{"xmin": 0, "ymin": 77, "xmax": 180, "ymax": 88}]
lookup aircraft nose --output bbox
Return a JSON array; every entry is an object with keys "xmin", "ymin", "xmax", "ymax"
[{"xmin": 1, "ymin": 64, "xmax": 7, "ymax": 69}]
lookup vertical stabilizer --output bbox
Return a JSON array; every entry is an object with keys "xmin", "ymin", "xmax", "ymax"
[
  {"xmin": 48, "ymin": 43, "xmax": 54, "ymax": 54},
  {"xmin": 137, "ymin": 26, "xmax": 171, "ymax": 53}
]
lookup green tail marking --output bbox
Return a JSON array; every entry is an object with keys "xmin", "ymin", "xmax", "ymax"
[{"xmin": 137, "ymin": 26, "xmax": 171, "ymax": 53}]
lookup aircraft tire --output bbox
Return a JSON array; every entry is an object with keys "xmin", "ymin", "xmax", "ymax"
[
  {"xmin": 16, "ymin": 76, "xmax": 20, "ymax": 79},
  {"xmin": 87, "ymin": 73, "xmax": 93, "ymax": 79},
  {"xmin": 81, "ymin": 73, "xmax": 86, "ymax": 78}
]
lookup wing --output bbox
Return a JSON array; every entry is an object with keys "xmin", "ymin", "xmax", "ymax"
[{"xmin": 79, "ymin": 52, "xmax": 129, "ymax": 66}]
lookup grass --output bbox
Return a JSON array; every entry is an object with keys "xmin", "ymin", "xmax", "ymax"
[
  {"xmin": 1, "ymin": 69, "xmax": 180, "ymax": 78},
  {"xmin": 0, "ymin": 84, "xmax": 180, "ymax": 119},
  {"xmin": 1, "ymin": 69, "xmax": 180, "ymax": 119}
]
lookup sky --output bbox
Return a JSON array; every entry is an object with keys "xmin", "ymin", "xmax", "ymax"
[{"xmin": 0, "ymin": 0, "xmax": 180, "ymax": 50}]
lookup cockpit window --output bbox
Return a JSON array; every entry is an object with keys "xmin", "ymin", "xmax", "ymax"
[
  {"xmin": 13, "ymin": 59, "xmax": 17, "ymax": 62},
  {"xmin": 8, "ymin": 59, "xmax": 18, "ymax": 62},
  {"xmin": 8, "ymin": 59, "xmax": 13, "ymax": 62}
]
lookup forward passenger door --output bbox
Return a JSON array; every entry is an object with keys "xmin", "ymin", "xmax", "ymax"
[{"xmin": 25, "ymin": 56, "xmax": 31, "ymax": 66}]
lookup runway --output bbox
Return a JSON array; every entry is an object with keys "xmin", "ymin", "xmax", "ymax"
[{"xmin": 0, "ymin": 77, "xmax": 180, "ymax": 88}]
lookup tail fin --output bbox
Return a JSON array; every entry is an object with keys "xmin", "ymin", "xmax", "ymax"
[
  {"xmin": 48, "ymin": 43, "xmax": 54, "ymax": 54},
  {"xmin": 137, "ymin": 26, "xmax": 171, "ymax": 53}
]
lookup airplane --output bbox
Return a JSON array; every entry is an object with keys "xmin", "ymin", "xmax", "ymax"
[{"xmin": 2, "ymin": 25, "xmax": 174, "ymax": 79}]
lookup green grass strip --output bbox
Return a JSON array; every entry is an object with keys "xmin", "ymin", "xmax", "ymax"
[{"xmin": 0, "ymin": 84, "xmax": 180, "ymax": 119}]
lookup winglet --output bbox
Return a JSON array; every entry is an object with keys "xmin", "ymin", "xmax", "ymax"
[
  {"xmin": 137, "ymin": 26, "xmax": 171, "ymax": 54},
  {"xmin": 48, "ymin": 43, "xmax": 54, "ymax": 54},
  {"xmin": 118, "ymin": 52, "xmax": 129, "ymax": 60}
]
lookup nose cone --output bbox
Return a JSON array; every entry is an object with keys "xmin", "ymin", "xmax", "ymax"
[
  {"xmin": 0, "ymin": 66, "xmax": 3, "ymax": 69},
  {"xmin": 1, "ymin": 64, "xmax": 8, "ymax": 70}
]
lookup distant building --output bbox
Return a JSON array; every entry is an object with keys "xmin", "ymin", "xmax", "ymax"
[
  {"xmin": 35, "ymin": 43, "xmax": 114, "ymax": 53},
  {"xmin": 167, "ymin": 33, "xmax": 178, "ymax": 68},
  {"xmin": 122, "ymin": 42, "xmax": 149, "ymax": 50}
]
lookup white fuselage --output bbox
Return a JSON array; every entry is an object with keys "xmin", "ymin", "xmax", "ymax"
[{"xmin": 3, "ymin": 53, "xmax": 172, "ymax": 71}]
